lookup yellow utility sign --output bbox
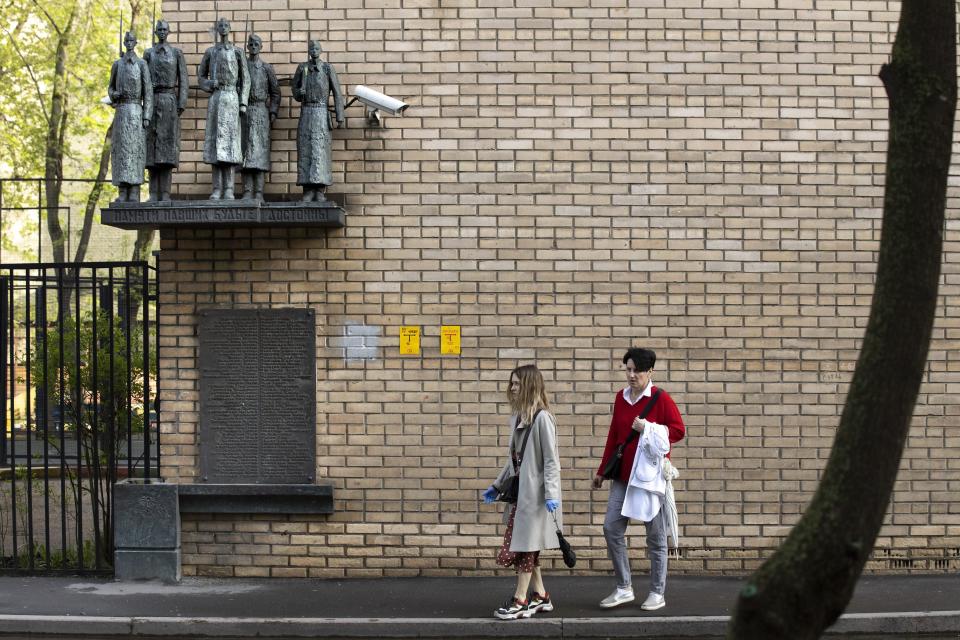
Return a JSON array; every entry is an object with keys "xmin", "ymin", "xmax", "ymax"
[
  {"xmin": 400, "ymin": 326, "xmax": 420, "ymax": 355},
  {"xmin": 440, "ymin": 325, "xmax": 461, "ymax": 355}
]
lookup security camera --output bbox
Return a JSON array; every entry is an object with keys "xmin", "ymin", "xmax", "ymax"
[{"xmin": 346, "ymin": 85, "xmax": 409, "ymax": 126}]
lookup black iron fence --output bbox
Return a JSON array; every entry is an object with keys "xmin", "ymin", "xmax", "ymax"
[
  {"xmin": 0, "ymin": 262, "xmax": 159, "ymax": 574},
  {"xmin": 0, "ymin": 177, "xmax": 101, "ymax": 263}
]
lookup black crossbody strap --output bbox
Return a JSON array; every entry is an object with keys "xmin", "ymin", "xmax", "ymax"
[
  {"xmin": 619, "ymin": 389, "xmax": 662, "ymax": 449},
  {"xmin": 511, "ymin": 409, "xmax": 542, "ymax": 473}
]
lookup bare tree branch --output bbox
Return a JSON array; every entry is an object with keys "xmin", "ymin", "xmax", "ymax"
[{"xmin": 30, "ymin": 0, "xmax": 62, "ymax": 37}]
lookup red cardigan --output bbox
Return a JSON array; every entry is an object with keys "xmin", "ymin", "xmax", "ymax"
[{"xmin": 596, "ymin": 387, "xmax": 685, "ymax": 485}]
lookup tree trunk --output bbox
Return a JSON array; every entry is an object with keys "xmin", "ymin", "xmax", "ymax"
[
  {"xmin": 43, "ymin": 6, "xmax": 78, "ymax": 264},
  {"xmin": 132, "ymin": 229, "xmax": 155, "ymax": 263},
  {"xmin": 74, "ymin": 124, "xmax": 113, "ymax": 264},
  {"xmin": 727, "ymin": 4, "xmax": 956, "ymax": 639},
  {"xmin": 126, "ymin": 228, "xmax": 155, "ymax": 323}
]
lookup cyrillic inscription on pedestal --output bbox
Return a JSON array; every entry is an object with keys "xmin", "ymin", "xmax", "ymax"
[
  {"xmin": 100, "ymin": 200, "xmax": 345, "ymax": 229},
  {"xmin": 199, "ymin": 308, "xmax": 316, "ymax": 484}
]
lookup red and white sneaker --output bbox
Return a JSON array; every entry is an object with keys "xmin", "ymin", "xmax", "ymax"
[
  {"xmin": 528, "ymin": 592, "xmax": 554, "ymax": 613},
  {"xmin": 495, "ymin": 596, "xmax": 532, "ymax": 620}
]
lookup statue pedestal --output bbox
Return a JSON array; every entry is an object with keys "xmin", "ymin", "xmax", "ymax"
[{"xmin": 101, "ymin": 199, "xmax": 345, "ymax": 229}]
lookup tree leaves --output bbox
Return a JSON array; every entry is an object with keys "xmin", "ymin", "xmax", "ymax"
[{"xmin": 0, "ymin": 0, "xmax": 158, "ymax": 262}]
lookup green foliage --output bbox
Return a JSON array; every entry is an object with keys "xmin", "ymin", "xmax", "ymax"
[
  {"xmin": 0, "ymin": 0, "xmax": 160, "ymax": 262},
  {"xmin": 3, "ymin": 539, "xmax": 98, "ymax": 570},
  {"xmin": 22, "ymin": 306, "xmax": 154, "ymax": 566},
  {"xmin": 0, "ymin": 1, "xmax": 116, "ymax": 178},
  {"xmin": 0, "ymin": 468, "xmax": 97, "ymax": 570},
  {"xmin": 0, "ymin": 465, "xmax": 49, "ymax": 563},
  {"xmin": 29, "ymin": 309, "xmax": 149, "ymax": 440}
]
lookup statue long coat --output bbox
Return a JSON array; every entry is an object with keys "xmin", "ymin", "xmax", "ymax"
[
  {"xmin": 292, "ymin": 59, "xmax": 344, "ymax": 187},
  {"xmin": 198, "ymin": 42, "xmax": 250, "ymax": 165},
  {"xmin": 241, "ymin": 57, "xmax": 280, "ymax": 172},
  {"xmin": 108, "ymin": 53, "xmax": 153, "ymax": 186},
  {"xmin": 143, "ymin": 42, "xmax": 188, "ymax": 167}
]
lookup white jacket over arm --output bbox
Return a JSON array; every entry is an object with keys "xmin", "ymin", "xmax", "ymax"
[{"xmin": 621, "ymin": 421, "xmax": 670, "ymax": 522}]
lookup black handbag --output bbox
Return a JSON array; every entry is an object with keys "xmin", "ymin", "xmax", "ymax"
[
  {"xmin": 552, "ymin": 512, "xmax": 576, "ymax": 568},
  {"xmin": 601, "ymin": 389, "xmax": 662, "ymax": 480},
  {"xmin": 497, "ymin": 410, "xmax": 542, "ymax": 503},
  {"xmin": 498, "ymin": 475, "xmax": 521, "ymax": 504}
]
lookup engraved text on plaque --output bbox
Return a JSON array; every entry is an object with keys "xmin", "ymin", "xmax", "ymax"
[{"xmin": 199, "ymin": 309, "xmax": 316, "ymax": 483}]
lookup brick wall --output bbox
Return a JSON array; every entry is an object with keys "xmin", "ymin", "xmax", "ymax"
[{"xmin": 158, "ymin": 0, "xmax": 960, "ymax": 577}]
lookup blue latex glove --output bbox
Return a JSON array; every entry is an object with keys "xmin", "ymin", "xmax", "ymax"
[
  {"xmin": 482, "ymin": 486, "xmax": 499, "ymax": 504},
  {"xmin": 545, "ymin": 499, "xmax": 559, "ymax": 513}
]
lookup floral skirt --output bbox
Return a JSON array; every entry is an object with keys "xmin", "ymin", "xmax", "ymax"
[{"xmin": 496, "ymin": 505, "xmax": 540, "ymax": 573}]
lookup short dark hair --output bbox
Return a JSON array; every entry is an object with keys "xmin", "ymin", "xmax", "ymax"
[{"xmin": 623, "ymin": 348, "xmax": 656, "ymax": 372}]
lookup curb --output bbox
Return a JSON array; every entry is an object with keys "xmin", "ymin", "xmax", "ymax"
[{"xmin": 1, "ymin": 611, "xmax": 959, "ymax": 638}]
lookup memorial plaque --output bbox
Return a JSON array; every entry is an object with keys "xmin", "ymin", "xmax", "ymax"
[{"xmin": 199, "ymin": 309, "xmax": 316, "ymax": 484}]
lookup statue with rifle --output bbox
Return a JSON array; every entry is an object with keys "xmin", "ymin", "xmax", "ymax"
[{"xmin": 108, "ymin": 28, "xmax": 153, "ymax": 203}]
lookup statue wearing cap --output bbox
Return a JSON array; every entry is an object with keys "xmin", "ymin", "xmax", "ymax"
[
  {"xmin": 292, "ymin": 39, "xmax": 344, "ymax": 202},
  {"xmin": 240, "ymin": 33, "xmax": 280, "ymax": 202},
  {"xmin": 143, "ymin": 20, "xmax": 188, "ymax": 202}
]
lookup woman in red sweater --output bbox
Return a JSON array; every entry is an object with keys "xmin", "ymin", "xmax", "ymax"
[{"xmin": 592, "ymin": 348, "xmax": 685, "ymax": 611}]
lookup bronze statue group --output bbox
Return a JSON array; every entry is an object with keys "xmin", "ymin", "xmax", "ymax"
[{"xmin": 108, "ymin": 18, "xmax": 344, "ymax": 204}]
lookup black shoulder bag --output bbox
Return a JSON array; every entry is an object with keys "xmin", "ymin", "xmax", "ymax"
[
  {"xmin": 600, "ymin": 389, "xmax": 662, "ymax": 480},
  {"xmin": 497, "ymin": 409, "xmax": 542, "ymax": 504}
]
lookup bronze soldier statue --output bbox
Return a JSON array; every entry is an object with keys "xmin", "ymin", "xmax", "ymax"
[
  {"xmin": 143, "ymin": 20, "xmax": 188, "ymax": 202},
  {"xmin": 108, "ymin": 31, "xmax": 153, "ymax": 203},
  {"xmin": 197, "ymin": 18, "xmax": 250, "ymax": 200},
  {"xmin": 292, "ymin": 40, "xmax": 344, "ymax": 202},
  {"xmin": 240, "ymin": 34, "xmax": 280, "ymax": 202}
]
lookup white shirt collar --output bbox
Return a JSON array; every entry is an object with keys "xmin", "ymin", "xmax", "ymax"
[{"xmin": 622, "ymin": 381, "xmax": 652, "ymax": 406}]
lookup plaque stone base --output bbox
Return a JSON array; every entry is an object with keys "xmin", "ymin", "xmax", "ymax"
[
  {"xmin": 179, "ymin": 483, "xmax": 334, "ymax": 514},
  {"xmin": 115, "ymin": 549, "xmax": 182, "ymax": 582},
  {"xmin": 113, "ymin": 480, "xmax": 335, "ymax": 582},
  {"xmin": 101, "ymin": 199, "xmax": 345, "ymax": 229},
  {"xmin": 114, "ymin": 479, "xmax": 181, "ymax": 582}
]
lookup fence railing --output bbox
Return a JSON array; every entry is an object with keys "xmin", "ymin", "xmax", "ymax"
[
  {"xmin": 0, "ymin": 177, "xmax": 103, "ymax": 263},
  {"xmin": 0, "ymin": 262, "xmax": 158, "ymax": 574}
]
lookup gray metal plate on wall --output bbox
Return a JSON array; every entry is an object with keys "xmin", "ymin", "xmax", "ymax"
[{"xmin": 198, "ymin": 308, "xmax": 317, "ymax": 484}]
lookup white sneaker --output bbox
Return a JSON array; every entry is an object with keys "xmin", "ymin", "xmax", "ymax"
[
  {"xmin": 599, "ymin": 587, "xmax": 635, "ymax": 608},
  {"xmin": 641, "ymin": 592, "xmax": 665, "ymax": 611}
]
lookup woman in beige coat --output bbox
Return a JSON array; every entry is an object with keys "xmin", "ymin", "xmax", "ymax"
[{"xmin": 482, "ymin": 365, "xmax": 563, "ymax": 620}]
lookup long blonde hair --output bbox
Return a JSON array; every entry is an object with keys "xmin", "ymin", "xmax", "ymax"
[{"xmin": 507, "ymin": 364, "xmax": 549, "ymax": 425}]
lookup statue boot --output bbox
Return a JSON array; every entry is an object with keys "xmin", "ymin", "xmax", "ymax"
[
  {"xmin": 160, "ymin": 169, "xmax": 172, "ymax": 202},
  {"xmin": 302, "ymin": 186, "xmax": 316, "ymax": 203},
  {"xmin": 254, "ymin": 173, "xmax": 265, "ymax": 202},
  {"xmin": 115, "ymin": 185, "xmax": 128, "ymax": 203},
  {"xmin": 210, "ymin": 168, "xmax": 223, "ymax": 200},
  {"xmin": 148, "ymin": 172, "xmax": 160, "ymax": 202},
  {"xmin": 223, "ymin": 165, "xmax": 236, "ymax": 200},
  {"xmin": 129, "ymin": 184, "xmax": 141, "ymax": 203},
  {"xmin": 242, "ymin": 172, "xmax": 255, "ymax": 200}
]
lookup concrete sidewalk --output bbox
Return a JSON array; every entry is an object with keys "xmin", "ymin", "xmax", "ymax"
[{"xmin": 0, "ymin": 574, "xmax": 957, "ymax": 638}]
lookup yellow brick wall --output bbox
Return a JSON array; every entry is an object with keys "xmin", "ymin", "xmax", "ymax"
[{"xmin": 158, "ymin": 0, "xmax": 960, "ymax": 577}]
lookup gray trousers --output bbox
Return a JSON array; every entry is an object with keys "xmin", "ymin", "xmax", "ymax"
[{"xmin": 603, "ymin": 479, "xmax": 667, "ymax": 595}]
